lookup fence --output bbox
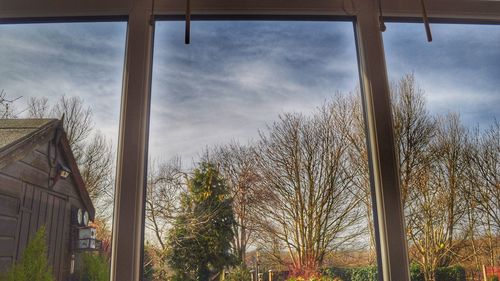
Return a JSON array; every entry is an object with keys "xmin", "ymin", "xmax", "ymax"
[{"xmin": 484, "ymin": 266, "xmax": 500, "ymax": 280}]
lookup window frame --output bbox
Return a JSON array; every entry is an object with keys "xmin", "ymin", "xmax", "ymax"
[{"xmin": 2, "ymin": 1, "xmax": 500, "ymax": 280}]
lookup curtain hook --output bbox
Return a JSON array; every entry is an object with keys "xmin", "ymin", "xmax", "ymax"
[
  {"xmin": 185, "ymin": 0, "xmax": 191, "ymax": 44},
  {"xmin": 378, "ymin": 0, "xmax": 386, "ymax": 32},
  {"xmin": 150, "ymin": 0, "xmax": 155, "ymax": 26},
  {"xmin": 420, "ymin": 0, "xmax": 432, "ymax": 42}
]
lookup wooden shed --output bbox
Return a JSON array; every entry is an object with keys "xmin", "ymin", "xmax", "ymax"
[{"xmin": 0, "ymin": 119, "xmax": 95, "ymax": 280}]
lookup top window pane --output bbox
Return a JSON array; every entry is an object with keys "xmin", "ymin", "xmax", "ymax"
[
  {"xmin": 383, "ymin": 23, "xmax": 500, "ymax": 281},
  {"xmin": 0, "ymin": 22, "xmax": 126, "ymax": 280},
  {"xmin": 145, "ymin": 20, "xmax": 378, "ymax": 280}
]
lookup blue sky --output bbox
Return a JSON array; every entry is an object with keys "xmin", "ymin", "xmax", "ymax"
[
  {"xmin": 0, "ymin": 21, "xmax": 499, "ymax": 167},
  {"xmin": 0, "ymin": 22, "xmax": 126, "ymax": 145},
  {"xmin": 149, "ymin": 21, "xmax": 359, "ymax": 165},
  {"xmin": 384, "ymin": 23, "xmax": 500, "ymax": 127}
]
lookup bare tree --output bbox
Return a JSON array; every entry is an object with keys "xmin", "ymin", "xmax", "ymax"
[
  {"xmin": 207, "ymin": 142, "xmax": 260, "ymax": 264},
  {"xmin": 467, "ymin": 121, "xmax": 500, "ymax": 232},
  {"xmin": 392, "ymin": 74, "xmax": 436, "ymax": 208},
  {"xmin": 27, "ymin": 96, "xmax": 50, "ymax": 118},
  {"xmin": 403, "ymin": 113, "xmax": 470, "ymax": 281},
  {"xmin": 79, "ymin": 131, "xmax": 114, "ymax": 219},
  {"xmin": 254, "ymin": 97, "xmax": 364, "ymax": 275},
  {"xmin": 145, "ymin": 157, "xmax": 184, "ymax": 250},
  {"xmin": 52, "ymin": 95, "xmax": 93, "ymax": 161},
  {"xmin": 466, "ymin": 121, "xmax": 500, "ymax": 266},
  {"xmin": 343, "ymin": 90, "xmax": 378, "ymax": 264},
  {"xmin": 0, "ymin": 90, "xmax": 21, "ymax": 118}
]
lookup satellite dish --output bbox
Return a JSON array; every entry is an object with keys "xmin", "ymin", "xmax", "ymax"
[
  {"xmin": 83, "ymin": 211, "xmax": 89, "ymax": 227},
  {"xmin": 77, "ymin": 209, "xmax": 83, "ymax": 226}
]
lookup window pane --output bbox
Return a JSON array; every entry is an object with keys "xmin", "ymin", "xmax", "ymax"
[
  {"xmin": 384, "ymin": 23, "xmax": 500, "ymax": 280},
  {"xmin": 0, "ymin": 22, "xmax": 126, "ymax": 280},
  {"xmin": 145, "ymin": 21, "xmax": 378, "ymax": 280}
]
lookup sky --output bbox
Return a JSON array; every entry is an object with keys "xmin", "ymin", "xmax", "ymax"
[
  {"xmin": 384, "ymin": 23, "xmax": 500, "ymax": 127},
  {"xmin": 0, "ymin": 22, "xmax": 127, "ymax": 146},
  {"xmin": 149, "ymin": 21, "xmax": 359, "ymax": 166},
  {"xmin": 0, "ymin": 21, "xmax": 499, "ymax": 168}
]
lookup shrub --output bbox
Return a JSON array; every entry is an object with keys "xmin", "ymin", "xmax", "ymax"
[
  {"xmin": 286, "ymin": 277, "xmax": 337, "ymax": 281},
  {"xmin": 323, "ymin": 267, "xmax": 351, "ymax": 281},
  {"xmin": 435, "ymin": 265, "xmax": 466, "ymax": 281},
  {"xmin": 409, "ymin": 263, "xmax": 424, "ymax": 281},
  {"xmin": 350, "ymin": 266, "xmax": 377, "ymax": 281},
  {"xmin": 226, "ymin": 265, "xmax": 251, "ymax": 281},
  {"xmin": 487, "ymin": 276, "xmax": 499, "ymax": 281},
  {"xmin": 1, "ymin": 226, "xmax": 54, "ymax": 281},
  {"xmin": 78, "ymin": 253, "xmax": 110, "ymax": 281}
]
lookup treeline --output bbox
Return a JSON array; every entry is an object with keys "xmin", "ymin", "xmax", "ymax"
[
  {"xmin": 144, "ymin": 74, "xmax": 499, "ymax": 281},
  {"xmin": 3, "ymin": 73, "xmax": 497, "ymax": 281}
]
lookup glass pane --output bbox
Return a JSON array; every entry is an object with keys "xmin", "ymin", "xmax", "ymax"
[
  {"xmin": 0, "ymin": 22, "xmax": 126, "ymax": 280},
  {"xmin": 145, "ymin": 21, "xmax": 378, "ymax": 280},
  {"xmin": 384, "ymin": 23, "xmax": 500, "ymax": 281}
]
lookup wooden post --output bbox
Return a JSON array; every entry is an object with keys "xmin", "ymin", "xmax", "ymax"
[{"xmin": 268, "ymin": 270, "xmax": 273, "ymax": 281}]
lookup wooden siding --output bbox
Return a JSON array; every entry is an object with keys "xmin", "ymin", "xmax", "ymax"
[{"xmin": 0, "ymin": 139, "xmax": 88, "ymax": 281}]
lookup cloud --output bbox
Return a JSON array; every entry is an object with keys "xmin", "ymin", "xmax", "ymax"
[
  {"xmin": 0, "ymin": 22, "xmax": 127, "ymax": 144},
  {"xmin": 384, "ymin": 22, "xmax": 500, "ymax": 128},
  {"xmin": 4, "ymin": 21, "xmax": 496, "ymax": 169},
  {"xmin": 149, "ymin": 21, "xmax": 360, "ymax": 164}
]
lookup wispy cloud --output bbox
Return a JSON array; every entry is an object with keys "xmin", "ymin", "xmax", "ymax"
[
  {"xmin": 0, "ymin": 22, "xmax": 127, "ymax": 142},
  {"xmin": 149, "ymin": 21, "xmax": 360, "ymax": 164},
  {"xmin": 384, "ymin": 23, "xmax": 500, "ymax": 127},
  {"xmin": 2, "ymin": 21, "xmax": 497, "ymax": 168}
]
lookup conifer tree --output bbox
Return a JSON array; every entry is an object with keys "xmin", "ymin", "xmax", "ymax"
[
  {"xmin": 1, "ymin": 226, "xmax": 54, "ymax": 281},
  {"xmin": 167, "ymin": 162, "xmax": 237, "ymax": 281}
]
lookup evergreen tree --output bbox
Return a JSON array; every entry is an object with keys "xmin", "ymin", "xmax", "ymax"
[
  {"xmin": 1, "ymin": 226, "xmax": 54, "ymax": 281},
  {"xmin": 167, "ymin": 162, "xmax": 237, "ymax": 281}
]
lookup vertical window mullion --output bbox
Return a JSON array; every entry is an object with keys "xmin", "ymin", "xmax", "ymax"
[{"xmin": 355, "ymin": 3, "xmax": 411, "ymax": 281}]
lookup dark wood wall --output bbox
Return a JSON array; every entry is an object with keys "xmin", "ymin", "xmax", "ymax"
[{"xmin": 0, "ymin": 139, "xmax": 87, "ymax": 281}]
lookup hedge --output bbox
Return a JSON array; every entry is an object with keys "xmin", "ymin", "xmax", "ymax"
[
  {"xmin": 324, "ymin": 264, "xmax": 465, "ymax": 281},
  {"xmin": 324, "ymin": 266, "xmax": 377, "ymax": 281},
  {"xmin": 435, "ymin": 265, "xmax": 466, "ymax": 281}
]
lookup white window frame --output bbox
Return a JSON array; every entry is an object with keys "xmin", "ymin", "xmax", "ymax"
[{"xmin": 2, "ymin": 0, "xmax": 500, "ymax": 280}]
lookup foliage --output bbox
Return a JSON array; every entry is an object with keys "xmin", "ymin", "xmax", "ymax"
[
  {"xmin": 409, "ymin": 263, "xmax": 424, "ymax": 281},
  {"xmin": 143, "ymin": 243, "xmax": 170, "ymax": 281},
  {"xmin": 286, "ymin": 276, "xmax": 338, "ymax": 281},
  {"xmin": 349, "ymin": 266, "xmax": 377, "ymax": 281},
  {"xmin": 434, "ymin": 265, "xmax": 465, "ymax": 281},
  {"xmin": 78, "ymin": 253, "xmax": 110, "ymax": 281},
  {"xmin": 0, "ymin": 226, "xmax": 54, "ymax": 281},
  {"xmin": 487, "ymin": 276, "xmax": 499, "ymax": 281},
  {"xmin": 226, "ymin": 265, "xmax": 251, "ymax": 281},
  {"xmin": 143, "ymin": 245, "xmax": 156, "ymax": 281},
  {"xmin": 166, "ymin": 162, "xmax": 237, "ymax": 281},
  {"xmin": 323, "ymin": 267, "xmax": 351, "ymax": 281},
  {"xmin": 325, "ymin": 264, "xmax": 468, "ymax": 281},
  {"xmin": 324, "ymin": 266, "xmax": 378, "ymax": 281}
]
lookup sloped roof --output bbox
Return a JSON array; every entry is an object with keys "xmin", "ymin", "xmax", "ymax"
[
  {"xmin": 0, "ymin": 119, "xmax": 57, "ymax": 150},
  {"xmin": 0, "ymin": 118, "xmax": 95, "ymax": 219}
]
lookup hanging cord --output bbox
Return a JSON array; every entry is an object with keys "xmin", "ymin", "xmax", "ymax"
[
  {"xmin": 420, "ymin": 0, "xmax": 432, "ymax": 42},
  {"xmin": 378, "ymin": 0, "xmax": 386, "ymax": 32},
  {"xmin": 185, "ymin": 0, "xmax": 191, "ymax": 44},
  {"xmin": 150, "ymin": 0, "xmax": 156, "ymax": 26}
]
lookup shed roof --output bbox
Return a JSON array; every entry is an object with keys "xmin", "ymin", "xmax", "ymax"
[{"xmin": 0, "ymin": 119, "xmax": 56, "ymax": 150}]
